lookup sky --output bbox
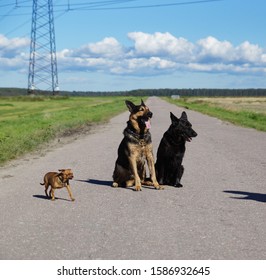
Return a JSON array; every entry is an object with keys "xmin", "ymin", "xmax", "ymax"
[{"xmin": 0, "ymin": 0, "xmax": 266, "ymax": 92}]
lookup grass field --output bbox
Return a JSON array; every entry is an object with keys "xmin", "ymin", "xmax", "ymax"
[
  {"xmin": 0, "ymin": 96, "xmax": 141, "ymax": 166},
  {"xmin": 164, "ymin": 97, "xmax": 266, "ymax": 132}
]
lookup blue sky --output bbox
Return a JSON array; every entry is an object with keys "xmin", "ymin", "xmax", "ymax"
[{"xmin": 1, "ymin": 0, "xmax": 266, "ymax": 91}]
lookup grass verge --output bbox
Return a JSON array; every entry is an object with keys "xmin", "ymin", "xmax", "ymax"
[
  {"xmin": 0, "ymin": 96, "xmax": 142, "ymax": 166},
  {"xmin": 163, "ymin": 97, "xmax": 266, "ymax": 132}
]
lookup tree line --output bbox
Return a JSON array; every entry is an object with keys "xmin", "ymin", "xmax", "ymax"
[
  {"xmin": 1, "ymin": 87, "xmax": 266, "ymax": 97},
  {"xmin": 69, "ymin": 88, "xmax": 266, "ymax": 97}
]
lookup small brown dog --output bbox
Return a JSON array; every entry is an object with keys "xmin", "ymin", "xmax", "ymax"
[{"xmin": 40, "ymin": 169, "xmax": 75, "ymax": 201}]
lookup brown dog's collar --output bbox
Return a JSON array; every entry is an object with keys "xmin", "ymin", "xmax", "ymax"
[
  {"xmin": 124, "ymin": 128, "xmax": 151, "ymax": 146},
  {"xmin": 57, "ymin": 174, "xmax": 67, "ymax": 186}
]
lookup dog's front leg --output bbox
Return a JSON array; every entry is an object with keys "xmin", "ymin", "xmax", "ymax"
[
  {"xmin": 174, "ymin": 165, "xmax": 184, "ymax": 188},
  {"xmin": 129, "ymin": 154, "xmax": 142, "ymax": 191},
  {"xmin": 156, "ymin": 163, "xmax": 165, "ymax": 185},
  {"xmin": 50, "ymin": 189, "xmax": 55, "ymax": 201},
  {"xmin": 146, "ymin": 149, "xmax": 163, "ymax": 190},
  {"xmin": 66, "ymin": 184, "xmax": 75, "ymax": 201}
]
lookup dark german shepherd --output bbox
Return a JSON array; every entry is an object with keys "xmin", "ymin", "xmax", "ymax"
[
  {"xmin": 155, "ymin": 111, "xmax": 197, "ymax": 188},
  {"xmin": 112, "ymin": 100, "xmax": 163, "ymax": 191}
]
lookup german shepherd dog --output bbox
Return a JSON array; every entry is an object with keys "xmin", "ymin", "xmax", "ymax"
[
  {"xmin": 155, "ymin": 111, "xmax": 197, "ymax": 188},
  {"xmin": 112, "ymin": 100, "xmax": 163, "ymax": 191}
]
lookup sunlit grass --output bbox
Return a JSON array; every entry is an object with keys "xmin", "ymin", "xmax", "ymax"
[
  {"xmin": 164, "ymin": 97, "xmax": 266, "ymax": 132},
  {"xmin": 0, "ymin": 96, "xmax": 142, "ymax": 165}
]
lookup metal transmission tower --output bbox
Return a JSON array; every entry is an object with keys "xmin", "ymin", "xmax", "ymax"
[{"xmin": 28, "ymin": 0, "xmax": 59, "ymax": 94}]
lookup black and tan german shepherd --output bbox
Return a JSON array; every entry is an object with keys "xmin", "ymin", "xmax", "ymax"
[
  {"xmin": 155, "ymin": 111, "xmax": 197, "ymax": 188},
  {"xmin": 112, "ymin": 100, "xmax": 163, "ymax": 191}
]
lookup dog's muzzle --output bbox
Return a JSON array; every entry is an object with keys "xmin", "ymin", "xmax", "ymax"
[{"xmin": 147, "ymin": 111, "xmax": 153, "ymax": 118}]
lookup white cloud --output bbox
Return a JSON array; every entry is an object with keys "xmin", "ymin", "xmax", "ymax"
[
  {"xmin": 236, "ymin": 41, "xmax": 263, "ymax": 63},
  {"xmin": 196, "ymin": 36, "xmax": 266, "ymax": 66},
  {"xmin": 127, "ymin": 31, "xmax": 194, "ymax": 61},
  {"xmin": 0, "ymin": 35, "xmax": 29, "ymax": 70},
  {"xmin": 196, "ymin": 36, "xmax": 235, "ymax": 62},
  {"xmin": 58, "ymin": 32, "xmax": 266, "ymax": 76},
  {"xmin": 110, "ymin": 57, "xmax": 177, "ymax": 75},
  {"xmin": 73, "ymin": 37, "xmax": 124, "ymax": 58},
  {"xmin": 0, "ymin": 34, "xmax": 29, "ymax": 57},
  {"xmin": 1, "ymin": 32, "xmax": 266, "ymax": 79}
]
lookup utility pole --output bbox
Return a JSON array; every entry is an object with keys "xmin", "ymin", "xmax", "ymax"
[{"xmin": 28, "ymin": 0, "xmax": 59, "ymax": 94}]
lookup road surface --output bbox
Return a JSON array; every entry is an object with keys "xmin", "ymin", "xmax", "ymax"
[{"xmin": 0, "ymin": 97, "xmax": 265, "ymax": 259}]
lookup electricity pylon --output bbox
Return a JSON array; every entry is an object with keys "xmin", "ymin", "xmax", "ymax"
[{"xmin": 28, "ymin": 0, "xmax": 59, "ymax": 94}]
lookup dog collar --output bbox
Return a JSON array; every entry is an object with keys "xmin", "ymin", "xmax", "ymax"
[
  {"xmin": 124, "ymin": 128, "xmax": 150, "ymax": 145},
  {"xmin": 58, "ymin": 175, "xmax": 67, "ymax": 186}
]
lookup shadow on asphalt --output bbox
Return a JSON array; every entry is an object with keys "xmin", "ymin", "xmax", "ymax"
[
  {"xmin": 33, "ymin": 194, "xmax": 72, "ymax": 202},
  {"xmin": 76, "ymin": 178, "xmax": 134, "ymax": 191},
  {"xmin": 76, "ymin": 179, "xmax": 158, "ymax": 191},
  {"xmin": 224, "ymin": 190, "xmax": 266, "ymax": 203},
  {"xmin": 76, "ymin": 179, "xmax": 113, "ymax": 187}
]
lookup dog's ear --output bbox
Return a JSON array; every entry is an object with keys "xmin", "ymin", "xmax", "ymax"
[
  {"xmin": 125, "ymin": 100, "xmax": 136, "ymax": 113},
  {"xmin": 180, "ymin": 111, "xmax": 188, "ymax": 120},
  {"xmin": 170, "ymin": 112, "xmax": 179, "ymax": 125},
  {"xmin": 58, "ymin": 169, "xmax": 65, "ymax": 172},
  {"xmin": 141, "ymin": 99, "xmax": 145, "ymax": 106}
]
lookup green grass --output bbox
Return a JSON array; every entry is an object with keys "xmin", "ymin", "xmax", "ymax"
[
  {"xmin": 164, "ymin": 97, "xmax": 266, "ymax": 132},
  {"xmin": 0, "ymin": 96, "xmax": 142, "ymax": 165}
]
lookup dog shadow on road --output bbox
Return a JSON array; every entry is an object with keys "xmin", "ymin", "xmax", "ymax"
[
  {"xmin": 76, "ymin": 179, "xmax": 112, "ymax": 187},
  {"xmin": 32, "ymin": 194, "xmax": 71, "ymax": 202},
  {"xmin": 76, "ymin": 179, "xmax": 156, "ymax": 191},
  {"xmin": 33, "ymin": 194, "xmax": 50, "ymax": 200},
  {"xmin": 224, "ymin": 190, "xmax": 266, "ymax": 203}
]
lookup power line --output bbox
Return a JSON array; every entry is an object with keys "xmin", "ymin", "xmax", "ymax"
[
  {"xmin": 4, "ymin": 18, "xmax": 31, "ymax": 37},
  {"xmin": 56, "ymin": 0, "xmax": 138, "ymax": 7},
  {"xmin": 68, "ymin": 0, "xmax": 223, "ymax": 11},
  {"xmin": 1, "ymin": 3, "xmax": 68, "ymax": 37},
  {"xmin": 0, "ymin": 0, "xmax": 223, "ymax": 15},
  {"xmin": 0, "ymin": 0, "xmax": 32, "ymax": 8},
  {"xmin": 0, "ymin": 0, "xmax": 138, "ymax": 10}
]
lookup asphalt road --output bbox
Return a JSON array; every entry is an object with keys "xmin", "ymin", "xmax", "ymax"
[{"xmin": 0, "ymin": 97, "xmax": 265, "ymax": 260}]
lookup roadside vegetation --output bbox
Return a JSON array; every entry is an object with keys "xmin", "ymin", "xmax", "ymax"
[
  {"xmin": 0, "ymin": 96, "xmax": 141, "ymax": 165},
  {"xmin": 164, "ymin": 97, "xmax": 266, "ymax": 132}
]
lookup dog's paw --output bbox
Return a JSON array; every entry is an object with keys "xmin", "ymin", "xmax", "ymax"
[
  {"xmin": 112, "ymin": 182, "xmax": 118, "ymax": 188},
  {"xmin": 134, "ymin": 185, "xmax": 142, "ymax": 191},
  {"xmin": 154, "ymin": 184, "xmax": 164, "ymax": 190},
  {"xmin": 71, "ymin": 198, "xmax": 75, "ymax": 202},
  {"xmin": 175, "ymin": 183, "xmax": 183, "ymax": 188}
]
